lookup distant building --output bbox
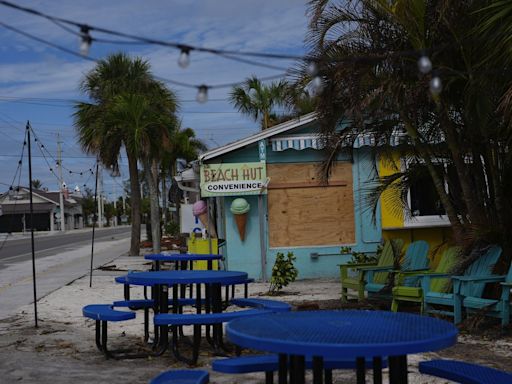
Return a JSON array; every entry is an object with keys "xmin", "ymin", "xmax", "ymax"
[{"xmin": 0, "ymin": 187, "xmax": 84, "ymax": 232}]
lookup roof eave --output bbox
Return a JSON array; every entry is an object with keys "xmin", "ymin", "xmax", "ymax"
[{"xmin": 199, "ymin": 112, "xmax": 318, "ymax": 162}]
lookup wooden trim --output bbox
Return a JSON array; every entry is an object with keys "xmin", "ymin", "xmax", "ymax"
[{"xmin": 268, "ymin": 180, "xmax": 348, "ymax": 189}]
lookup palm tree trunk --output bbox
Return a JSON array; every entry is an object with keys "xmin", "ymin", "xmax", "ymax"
[
  {"xmin": 401, "ymin": 111, "xmax": 466, "ymax": 243},
  {"xmin": 145, "ymin": 158, "xmax": 161, "ymax": 253},
  {"xmin": 127, "ymin": 152, "xmax": 141, "ymax": 256}
]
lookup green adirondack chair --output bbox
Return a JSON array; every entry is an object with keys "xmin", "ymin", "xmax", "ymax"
[
  {"xmin": 453, "ymin": 256, "xmax": 511, "ymax": 326},
  {"xmin": 358, "ymin": 240, "xmax": 430, "ymax": 300},
  {"xmin": 391, "ymin": 246, "xmax": 460, "ymax": 314},
  {"xmin": 338, "ymin": 239, "xmax": 403, "ymax": 302},
  {"xmin": 421, "ymin": 245, "xmax": 502, "ymax": 324}
]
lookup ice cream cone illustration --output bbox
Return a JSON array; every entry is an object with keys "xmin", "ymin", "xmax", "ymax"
[
  {"xmin": 230, "ymin": 198, "xmax": 250, "ymax": 241},
  {"xmin": 192, "ymin": 200, "xmax": 217, "ymax": 238}
]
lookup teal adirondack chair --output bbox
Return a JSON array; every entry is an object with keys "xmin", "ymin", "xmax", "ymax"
[
  {"xmin": 453, "ymin": 257, "xmax": 511, "ymax": 326},
  {"xmin": 422, "ymin": 245, "xmax": 502, "ymax": 324},
  {"xmin": 339, "ymin": 239, "xmax": 403, "ymax": 301},
  {"xmin": 359, "ymin": 240, "xmax": 430, "ymax": 299},
  {"xmin": 391, "ymin": 246, "xmax": 460, "ymax": 314}
]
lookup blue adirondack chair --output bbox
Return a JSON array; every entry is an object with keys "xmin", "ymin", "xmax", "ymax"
[
  {"xmin": 359, "ymin": 240, "xmax": 430, "ymax": 299},
  {"xmin": 421, "ymin": 245, "xmax": 502, "ymax": 324},
  {"xmin": 453, "ymin": 258, "xmax": 511, "ymax": 326}
]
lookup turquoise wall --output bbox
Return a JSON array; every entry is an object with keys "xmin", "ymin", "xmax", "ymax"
[{"xmin": 206, "ymin": 133, "xmax": 382, "ymax": 280}]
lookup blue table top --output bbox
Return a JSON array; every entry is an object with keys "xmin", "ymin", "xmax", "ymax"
[
  {"xmin": 145, "ymin": 253, "xmax": 222, "ymax": 262},
  {"xmin": 124, "ymin": 270, "xmax": 248, "ymax": 286},
  {"xmin": 226, "ymin": 310, "xmax": 458, "ymax": 358}
]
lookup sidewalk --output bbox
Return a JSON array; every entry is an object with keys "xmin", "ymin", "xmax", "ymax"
[{"xmin": 0, "ymin": 252, "xmax": 510, "ymax": 383}]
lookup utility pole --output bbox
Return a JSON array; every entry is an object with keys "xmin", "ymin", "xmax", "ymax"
[
  {"xmin": 57, "ymin": 133, "xmax": 65, "ymax": 232},
  {"xmin": 113, "ymin": 183, "xmax": 117, "ymax": 227},
  {"xmin": 97, "ymin": 165, "xmax": 103, "ymax": 228}
]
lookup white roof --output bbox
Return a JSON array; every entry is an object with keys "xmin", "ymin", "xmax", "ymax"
[{"xmin": 199, "ymin": 112, "xmax": 317, "ymax": 161}]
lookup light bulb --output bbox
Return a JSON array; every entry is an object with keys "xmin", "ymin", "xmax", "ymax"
[
  {"xmin": 178, "ymin": 49, "xmax": 190, "ymax": 68},
  {"xmin": 418, "ymin": 55, "xmax": 432, "ymax": 74},
  {"xmin": 196, "ymin": 85, "xmax": 208, "ymax": 103},
  {"xmin": 312, "ymin": 76, "xmax": 323, "ymax": 93},
  {"xmin": 307, "ymin": 61, "xmax": 318, "ymax": 76},
  {"xmin": 429, "ymin": 76, "xmax": 442, "ymax": 95},
  {"xmin": 80, "ymin": 26, "xmax": 92, "ymax": 56}
]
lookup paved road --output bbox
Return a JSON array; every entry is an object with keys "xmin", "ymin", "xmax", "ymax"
[
  {"xmin": 0, "ymin": 226, "xmax": 134, "ymax": 320},
  {"xmin": 0, "ymin": 226, "xmax": 131, "ymax": 269}
]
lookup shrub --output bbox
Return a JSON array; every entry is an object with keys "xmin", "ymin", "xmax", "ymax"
[{"xmin": 269, "ymin": 252, "xmax": 298, "ymax": 294}]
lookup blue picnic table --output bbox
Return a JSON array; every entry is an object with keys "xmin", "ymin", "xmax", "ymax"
[
  {"xmin": 125, "ymin": 270, "xmax": 249, "ymax": 363},
  {"xmin": 226, "ymin": 310, "xmax": 458, "ymax": 384},
  {"xmin": 144, "ymin": 253, "xmax": 223, "ymax": 271}
]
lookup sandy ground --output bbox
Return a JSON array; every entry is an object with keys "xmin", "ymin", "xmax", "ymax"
[{"xmin": 0, "ymin": 254, "xmax": 510, "ymax": 383}]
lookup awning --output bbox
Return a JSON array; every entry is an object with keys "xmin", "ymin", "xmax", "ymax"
[{"xmin": 270, "ymin": 135, "xmax": 325, "ymax": 152}]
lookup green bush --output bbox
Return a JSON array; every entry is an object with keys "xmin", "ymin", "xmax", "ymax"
[
  {"xmin": 164, "ymin": 221, "xmax": 180, "ymax": 236},
  {"xmin": 269, "ymin": 252, "xmax": 298, "ymax": 294},
  {"xmin": 342, "ymin": 246, "xmax": 378, "ymax": 264}
]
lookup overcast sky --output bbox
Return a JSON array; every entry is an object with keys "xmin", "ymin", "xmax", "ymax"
[{"xmin": 0, "ymin": 0, "xmax": 309, "ymax": 198}]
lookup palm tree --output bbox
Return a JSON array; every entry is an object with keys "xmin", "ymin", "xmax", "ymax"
[
  {"xmin": 74, "ymin": 53, "xmax": 160, "ymax": 255},
  {"xmin": 31, "ymin": 179, "xmax": 43, "ymax": 189},
  {"xmin": 305, "ymin": 0, "xmax": 512, "ymax": 264},
  {"xmin": 229, "ymin": 76, "xmax": 289, "ymax": 129},
  {"xmin": 103, "ymin": 84, "xmax": 178, "ymax": 253}
]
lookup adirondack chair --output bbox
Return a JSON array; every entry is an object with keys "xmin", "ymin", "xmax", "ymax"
[
  {"xmin": 421, "ymin": 245, "xmax": 502, "ymax": 324},
  {"xmin": 453, "ymin": 258, "xmax": 511, "ymax": 326},
  {"xmin": 359, "ymin": 240, "xmax": 430, "ymax": 300},
  {"xmin": 391, "ymin": 246, "xmax": 460, "ymax": 314},
  {"xmin": 338, "ymin": 239, "xmax": 403, "ymax": 301}
]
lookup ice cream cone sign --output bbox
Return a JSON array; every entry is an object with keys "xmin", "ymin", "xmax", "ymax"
[
  {"xmin": 230, "ymin": 198, "xmax": 250, "ymax": 241},
  {"xmin": 192, "ymin": 200, "xmax": 217, "ymax": 238}
]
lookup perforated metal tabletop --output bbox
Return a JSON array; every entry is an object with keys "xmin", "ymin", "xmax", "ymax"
[{"xmin": 227, "ymin": 310, "xmax": 458, "ymax": 359}]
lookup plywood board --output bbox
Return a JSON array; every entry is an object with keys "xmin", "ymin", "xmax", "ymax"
[{"xmin": 267, "ymin": 163, "xmax": 355, "ymax": 247}]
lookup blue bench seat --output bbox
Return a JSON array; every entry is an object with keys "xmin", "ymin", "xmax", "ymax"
[
  {"xmin": 419, "ymin": 359, "xmax": 512, "ymax": 384},
  {"xmin": 212, "ymin": 354, "xmax": 388, "ymax": 372},
  {"xmin": 154, "ymin": 309, "xmax": 269, "ymax": 364},
  {"xmin": 149, "ymin": 369, "xmax": 209, "ymax": 384},
  {"xmin": 154, "ymin": 309, "xmax": 269, "ymax": 326},
  {"xmin": 230, "ymin": 298, "xmax": 292, "ymax": 312},
  {"xmin": 82, "ymin": 304, "xmax": 142, "ymax": 359},
  {"xmin": 213, "ymin": 354, "xmax": 388, "ymax": 384}
]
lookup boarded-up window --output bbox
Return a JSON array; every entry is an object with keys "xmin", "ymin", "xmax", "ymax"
[{"xmin": 267, "ymin": 163, "xmax": 355, "ymax": 247}]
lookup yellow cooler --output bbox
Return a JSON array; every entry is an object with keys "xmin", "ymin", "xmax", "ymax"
[{"xmin": 187, "ymin": 237, "xmax": 219, "ymax": 270}]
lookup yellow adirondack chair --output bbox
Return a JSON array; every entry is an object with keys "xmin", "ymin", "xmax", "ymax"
[
  {"xmin": 391, "ymin": 246, "xmax": 460, "ymax": 314},
  {"xmin": 339, "ymin": 239, "xmax": 403, "ymax": 302}
]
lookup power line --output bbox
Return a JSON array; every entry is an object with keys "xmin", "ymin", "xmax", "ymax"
[
  {"xmin": 0, "ymin": 1, "xmax": 307, "ymax": 61},
  {"xmin": 0, "ymin": 20, "xmax": 288, "ymax": 92}
]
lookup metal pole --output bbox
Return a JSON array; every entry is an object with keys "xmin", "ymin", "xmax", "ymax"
[
  {"xmin": 97, "ymin": 166, "xmax": 103, "ymax": 228},
  {"xmin": 57, "ymin": 133, "xmax": 65, "ymax": 232},
  {"xmin": 26, "ymin": 121, "xmax": 38, "ymax": 327},
  {"xmin": 89, "ymin": 161, "xmax": 99, "ymax": 288},
  {"xmin": 258, "ymin": 194, "xmax": 267, "ymax": 282}
]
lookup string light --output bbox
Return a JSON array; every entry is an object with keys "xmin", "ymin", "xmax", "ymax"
[
  {"xmin": 418, "ymin": 55, "xmax": 432, "ymax": 74},
  {"xmin": 306, "ymin": 61, "xmax": 318, "ymax": 77},
  {"xmin": 196, "ymin": 85, "xmax": 208, "ymax": 103},
  {"xmin": 311, "ymin": 76, "xmax": 323, "ymax": 94},
  {"xmin": 429, "ymin": 74, "xmax": 442, "ymax": 96},
  {"xmin": 79, "ymin": 26, "xmax": 92, "ymax": 56},
  {"xmin": 177, "ymin": 45, "xmax": 191, "ymax": 68}
]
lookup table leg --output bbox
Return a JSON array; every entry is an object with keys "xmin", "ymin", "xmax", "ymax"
[
  {"xmin": 389, "ymin": 355, "xmax": 408, "ymax": 384},
  {"xmin": 356, "ymin": 357, "xmax": 366, "ymax": 384},
  {"xmin": 278, "ymin": 354, "xmax": 288, "ymax": 384},
  {"xmin": 156, "ymin": 284, "xmax": 168, "ymax": 354},
  {"xmin": 205, "ymin": 284, "xmax": 213, "ymax": 346},
  {"xmin": 373, "ymin": 357, "xmax": 383, "ymax": 384},
  {"xmin": 289, "ymin": 355, "xmax": 305, "ymax": 384},
  {"xmin": 312, "ymin": 356, "xmax": 323, "ymax": 384}
]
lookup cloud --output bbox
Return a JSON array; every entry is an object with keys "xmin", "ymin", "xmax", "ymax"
[{"xmin": 0, "ymin": 0, "xmax": 310, "ymax": 194}]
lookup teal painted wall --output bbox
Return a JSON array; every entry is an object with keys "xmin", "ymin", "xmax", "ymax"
[{"xmin": 206, "ymin": 131, "xmax": 382, "ymax": 280}]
